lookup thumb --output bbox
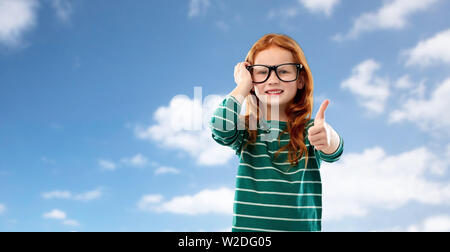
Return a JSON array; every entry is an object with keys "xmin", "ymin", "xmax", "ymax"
[{"xmin": 315, "ymin": 99, "xmax": 330, "ymax": 122}]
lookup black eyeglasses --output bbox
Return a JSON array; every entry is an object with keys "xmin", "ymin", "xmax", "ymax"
[{"xmin": 246, "ymin": 63, "xmax": 303, "ymax": 84}]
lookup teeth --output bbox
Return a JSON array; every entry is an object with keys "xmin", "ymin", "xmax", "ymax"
[{"xmin": 266, "ymin": 90, "xmax": 283, "ymax": 94}]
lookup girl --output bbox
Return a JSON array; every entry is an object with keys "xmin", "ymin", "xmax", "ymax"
[{"xmin": 209, "ymin": 33, "xmax": 344, "ymax": 232}]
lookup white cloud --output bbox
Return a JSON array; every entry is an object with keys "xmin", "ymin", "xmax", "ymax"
[
  {"xmin": 137, "ymin": 195, "xmax": 163, "ymax": 208},
  {"xmin": 99, "ymin": 154, "xmax": 151, "ymax": 171},
  {"xmin": 42, "ymin": 188, "xmax": 102, "ymax": 202},
  {"xmin": 43, "ymin": 209, "xmax": 66, "ymax": 220},
  {"xmin": 395, "ymin": 75, "xmax": 414, "ymax": 90},
  {"xmin": 381, "ymin": 215, "xmax": 450, "ymax": 231},
  {"xmin": 334, "ymin": 0, "xmax": 440, "ymax": 41},
  {"xmin": 50, "ymin": 0, "xmax": 72, "ymax": 22},
  {"xmin": 215, "ymin": 20, "xmax": 230, "ymax": 32},
  {"xmin": 0, "ymin": 0, "xmax": 39, "ymax": 47},
  {"xmin": 42, "ymin": 190, "xmax": 71, "ymax": 200},
  {"xmin": 0, "ymin": 203, "xmax": 6, "ymax": 214},
  {"xmin": 268, "ymin": 0, "xmax": 339, "ymax": 20},
  {"xmin": 134, "ymin": 92, "xmax": 236, "ymax": 166},
  {"xmin": 73, "ymin": 188, "xmax": 102, "ymax": 201},
  {"xmin": 404, "ymin": 29, "xmax": 450, "ymax": 67},
  {"xmin": 188, "ymin": 0, "xmax": 210, "ymax": 18},
  {"xmin": 137, "ymin": 187, "xmax": 234, "ymax": 215},
  {"xmin": 120, "ymin": 153, "xmax": 148, "ymax": 168},
  {"xmin": 321, "ymin": 145, "xmax": 450, "ymax": 220},
  {"xmin": 340, "ymin": 59, "xmax": 390, "ymax": 114},
  {"xmin": 43, "ymin": 209, "xmax": 79, "ymax": 226},
  {"xmin": 405, "ymin": 215, "xmax": 450, "ymax": 232},
  {"xmin": 155, "ymin": 166, "xmax": 181, "ymax": 175},
  {"xmin": 267, "ymin": 6, "xmax": 299, "ymax": 20},
  {"xmin": 389, "ymin": 78, "xmax": 450, "ymax": 136},
  {"xmin": 98, "ymin": 159, "xmax": 116, "ymax": 171},
  {"xmin": 298, "ymin": 0, "xmax": 340, "ymax": 16},
  {"xmin": 393, "ymin": 75, "xmax": 426, "ymax": 102}
]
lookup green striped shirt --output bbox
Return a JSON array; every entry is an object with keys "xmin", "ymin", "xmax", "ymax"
[{"xmin": 209, "ymin": 95, "xmax": 344, "ymax": 232}]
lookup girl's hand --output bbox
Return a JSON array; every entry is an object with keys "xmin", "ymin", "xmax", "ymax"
[
  {"xmin": 229, "ymin": 61, "xmax": 254, "ymax": 106},
  {"xmin": 234, "ymin": 61, "xmax": 253, "ymax": 90},
  {"xmin": 308, "ymin": 99, "xmax": 334, "ymax": 152}
]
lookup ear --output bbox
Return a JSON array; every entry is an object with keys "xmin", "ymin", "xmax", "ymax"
[{"xmin": 297, "ymin": 74, "xmax": 305, "ymax": 90}]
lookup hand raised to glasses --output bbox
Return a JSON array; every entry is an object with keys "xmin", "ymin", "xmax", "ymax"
[
  {"xmin": 234, "ymin": 62, "xmax": 253, "ymax": 89},
  {"xmin": 230, "ymin": 61, "xmax": 254, "ymax": 105},
  {"xmin": 307, "ymin": 99, "xmax": 340, "ymax": 154}
]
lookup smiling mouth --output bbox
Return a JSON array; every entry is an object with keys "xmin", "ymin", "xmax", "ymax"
[{"xmin": 265, "ymin": 90, "xmax": 284, "ymax": 95}]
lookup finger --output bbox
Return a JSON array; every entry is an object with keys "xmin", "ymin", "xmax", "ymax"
[
  {"xmin": 237, "ymin": 65, "xmax": 242, "ymax": 73},
  {"xmin": 315, "ymin": 139, "xmax": 327, "ymax": 146},
  {"xmin": 308, "ymin": 135, "xmax": 321, "ymax": 144},
  {"xmin": 315, "ymin": 99, "xmax": 330, "ymax": 122},
  {"xmin": 308, "ymin": 134, "xmax": 323, "ymax": 143},
  {"xmin": 308, "ymin": 126, "xmax": 323, "ymax": 136},
  {"xmin": 312, "ymin": 141, "xmax": 326, "ymax": 147},
  {"xmin": 314, "ymin": 145, "xmax": 326, "ymax": 150}
]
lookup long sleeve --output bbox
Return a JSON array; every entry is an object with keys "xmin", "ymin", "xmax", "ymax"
[
  {"xmin": 316, "ymin": 132, "xmax": 344, "ymax": 163},
  {"xmin": 209, "ymin": 94, "xmax": 247, "ymax": 156}
]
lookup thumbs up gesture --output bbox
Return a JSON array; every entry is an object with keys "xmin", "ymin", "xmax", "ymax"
[{"xmin": 308, "ymin": 99, "xmax": 338, "ymax": 153}]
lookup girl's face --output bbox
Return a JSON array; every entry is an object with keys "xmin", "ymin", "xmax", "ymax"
[{"xmin": 252, "ymin": 45, "xmax": 304, "ymax": 111}]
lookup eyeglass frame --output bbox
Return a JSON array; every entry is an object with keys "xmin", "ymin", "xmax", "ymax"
[{"xmin": 245, "ymin": 63, "xmax": 304, "ymax": 84}]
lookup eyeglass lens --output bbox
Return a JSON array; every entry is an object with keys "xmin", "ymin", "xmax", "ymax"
[{"xmin": 250, "ymin": 64, "xmax": 298, "ymax": 83}]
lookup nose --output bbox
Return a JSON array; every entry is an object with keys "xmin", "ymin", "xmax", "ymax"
[{"xmin": 266, "ymin": 68, "xmax": 280, "ymax": 84}]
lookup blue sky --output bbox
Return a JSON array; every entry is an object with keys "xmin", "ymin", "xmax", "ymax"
[{"xmin": 1, "ymin": 0, "xmax": 450, "ymax": 231}]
